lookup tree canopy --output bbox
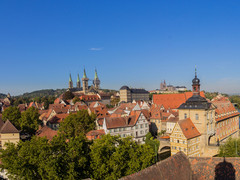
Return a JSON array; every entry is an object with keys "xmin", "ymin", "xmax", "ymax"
[
  {"xmin": 62, "ymin": 91, "xmax": 74, "ymax": 100},
  {"xmin": 90, "ymin": 134, "xmax": 155, "ymax": 180},
  {"xmin": 145, "ymin": 132, "xmax": 160, "ymax": 162},
  {"xmin": 0, "ymin": 134, "xmax": 91, "ymax": 180},
  {"xmin": 2, "ymin": 106, "xmax": 21, "ymax": 129},
  {"xmin": 59, "ymin": 109, "xmax": 96, "ymax": 138},
  {"xmin": 20, "ymin": 107, "xmax": 40, "ymax": 135},
  {"xmin": 218, "ymin": 137, "xmax": 240, "ymax": 157}
]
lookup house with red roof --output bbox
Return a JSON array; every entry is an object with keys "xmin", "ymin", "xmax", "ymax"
[{"xmin": 102, "ymin": 110, "xmax": 149, "ymax": 144}]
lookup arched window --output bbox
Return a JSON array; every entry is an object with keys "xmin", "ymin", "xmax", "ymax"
[{"xmin": 195, "ymin": 114, "xmax": 199, "ymax": 120}]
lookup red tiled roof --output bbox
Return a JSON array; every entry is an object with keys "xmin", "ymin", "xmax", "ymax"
[
  {"xmin": 212, "ymin": 98, "xmax": 240, "ymax": 122},
  {"xmin": 153, "ymin": 91, "xmax": 205, "ymax": 109},
  {"xmin": 105, "ymin": 111, "xmax": 141, "ymax": 129},
  {"xmin": 48, "ymin": 113, "xmax": 69, "ymax": 123},
  {"xmin": 167, "ymin": 117, "xmax": 179, "ymax": 123},
  {"xmin": 178, "ymin": 118, "xmax": 201, "ymax": 139},
  {"xmin": 36, "ymin": 126, "xmax": 58, "ymax": 140},
  {"xmin": 86, "ymin": 129, "xmax": 105, "ymax": 136}
]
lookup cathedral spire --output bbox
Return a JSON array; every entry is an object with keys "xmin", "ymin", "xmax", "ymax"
[
  {"xmin": 69, "ymin": 73, "xmax": 72, "ymax": 82},
  {"xmin": 94, "ymin": 69, "xmax": 98, "ymax": 79},
  {"xmin": 83, "ymin": 68, "xmax": 87, "ymax": 78},
  {"xmin": 69, "ymin": 73, "xmax": 73, "ymax": 89},
  {"xmin": 77, "ymin": 74, "xmax": 80, "ymax": 82}
]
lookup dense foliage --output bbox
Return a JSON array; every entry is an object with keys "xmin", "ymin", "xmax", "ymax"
[
  {"xmin": 2, "ymin": 106, "xmax": 21, "ymax": 129},
  {"xmin": 90, "ymin": 135, "xmax": 155, "ymax": 180},
  {"xmin": 62, "ymin": 91, "xmax": 74, "ymax": 101},
  {"xmin": 59, "ymin": 110, "xmax": 96, "ymax": 138},
  {"xmin": 20, "ymin": 107, "xmax": 40, "ymax": 135},
  {"xmin": 0, "ymin": 134, "xmax": 91, "ymax": 180},
  {"xmin": 0, "ymin": 134, "xmax": 155, "ymax": 180},
  {"xmin": 145, "ymin": 132, "xmax": 160, "ymax": 162},
  {"xmin": 218, "ymin": 137, "xmax": 240, "ymax": 157},
  {"xmin": 229, "ymin": 95, "xmax": 240, "ymax": 109},
  {"xmin": 2, "ymin": 106, "xmax": 40, "ymax": 135}
]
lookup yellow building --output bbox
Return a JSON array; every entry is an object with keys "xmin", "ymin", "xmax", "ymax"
[
  {"xmin": 0, "ymin": 120, "xmax": 20, "ymax": 149},
  {"xmin": 170, "ymin": 118, "xmax": 201, "ymax": 157}
]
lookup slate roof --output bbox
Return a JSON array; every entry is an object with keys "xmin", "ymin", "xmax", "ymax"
[
  {"xmin": 0, "ymin": 120, "xmax": 19, "ymax": 134},
  {"xmin": 178, "ymin": 95, "xmax": 212, "ymax": 110}
]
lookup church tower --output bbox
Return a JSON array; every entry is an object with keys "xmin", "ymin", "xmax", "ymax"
[
  {"xmin": 69, "ymin": 73, "xmax": 73, "ymax": 89},
  {"xmin": 192, "ymin": 67, "xmax": 200, "ymax": 96},
  {"xmin": 76, "ymin": 74, "xmax": 81, "ymax": 89},
  {"xmin": 93, "ymin": 69, "xmax": 100, "ymax": 89},
  {"xmin": 82, "ymin": 68, "xmax": 89, "ymax": 94}
]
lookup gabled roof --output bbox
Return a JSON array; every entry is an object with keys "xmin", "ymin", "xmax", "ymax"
[
  {"xmin": 0, "ymin": 120, "xmax": 19, "ymax": 134},
  {"xmin": 153, "ymin": 91, "xmax": 205, "ymax": 109},
  {"xmin": 36, "ymin": 126, "xmax": 58, "ymax": 140},
  {"xmin": 177, "ymin": 118, "xmax": 201, "ymax": 139},
  {"xmin": 105, "ymin": 111, "xmax": 141, "ymax": 129}
]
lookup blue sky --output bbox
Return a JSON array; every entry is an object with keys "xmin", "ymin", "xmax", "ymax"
[{"xmin": 1, "ymin": 0, "xmax": 240, "ymax": 95}]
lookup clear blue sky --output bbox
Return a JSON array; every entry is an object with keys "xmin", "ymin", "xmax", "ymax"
[{"xmin": 1, "ymin": 0, "xmax": 240, "ymax": 95}]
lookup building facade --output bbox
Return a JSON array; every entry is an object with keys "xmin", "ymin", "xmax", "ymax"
[
  {"xmin": 102, "ymin": 110, "xmax": 149, "ymax": 144},
  {"xmin": 120, "ymin": 86, "xmax": 149, "ymax": 103}
]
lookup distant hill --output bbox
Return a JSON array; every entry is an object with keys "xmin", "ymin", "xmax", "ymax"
[
  {"xmin": 0, "ymin": 93, "xmax": 7, "ymax": 99},
  {"xmin": 16, "ymin": 89, "xmax": 67, "ymax": 98}
]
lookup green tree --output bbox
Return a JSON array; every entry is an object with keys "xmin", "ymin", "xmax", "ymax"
[
  {"xmin": 218, "ymin": 137, "xmax": 240, "ymax": 157},
  {"xmin": 2, "ymin": 106, "xmax": 21, "ymax": 129},
  {"xmin": 62, "ymin": 91, "xmax": 74, "ymax": 100},
  {"xmin": 0, "ymin": 134, "xmax": 92, "ymax": 180},
  {"xmin": 90, "ymin": 135, "xmax": 155, "ymax": 180},
  {"xmin": 59, "ymin": 110, "xmax": 96, "ymax": 138},
  {"xmin": 145, "ymin": 132, "xmax": 160, "ymax": 162},
  {"xmin": 20, "ymin": 107, "xmax": 40, "ymax": 135}
]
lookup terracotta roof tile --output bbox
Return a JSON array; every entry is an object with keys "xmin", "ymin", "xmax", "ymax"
[
  {"xmin": 153, "ymin": 91, "xmax": 205, "ymax": 109},
  {"xmin": 36, "ymin": 126, "xmax": 58, "ymax": 140},
  {"xmin": 178, "ymin": 118, "xmax": 201, "ymax": 139}
]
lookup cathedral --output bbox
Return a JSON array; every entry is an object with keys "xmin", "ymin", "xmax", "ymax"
[{"xmin": 68, "ymin": 69, "xmax": 100, "ymax": 94}]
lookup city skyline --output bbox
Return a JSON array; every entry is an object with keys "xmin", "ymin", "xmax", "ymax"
[{"xmin": 1, "ymin": 1, "xmax": 240, "ymax": 95}]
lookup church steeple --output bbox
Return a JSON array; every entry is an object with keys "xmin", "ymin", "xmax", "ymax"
[
  {"xmin": 82, "ymin": 68, "xmax": 89, "ymax": 94},
  {"xmin": 93, "ymin": 69, "xmax": 100, "ymax": 89},
  {"xmin": 76, "ymin": 74, "xmax": 81, "ymax": 89},
  {"xmin": 69, "ymin": 73, "xmax": 73, "ymax": 89},
  {"xmin": 83, "ymin": 68, "xmax": 87, "ymax": 79},
  {"xmin": 192, "ymin": 66, "xmax": 200, "ymax": 96}
]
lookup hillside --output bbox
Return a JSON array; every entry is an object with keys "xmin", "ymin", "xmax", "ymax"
[{"xmin": 16, "ymin": 89, "xmax": 67, "ymax": 98}]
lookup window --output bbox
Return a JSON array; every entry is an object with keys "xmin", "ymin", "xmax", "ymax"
[
  {"xmin": 119, "ymin": 128, "xmax": 122, "ymax": 132},
  {"xmin": 109, "ymin": 129, "xmax": 112, "ymax": 133},
  {"xmin": 174, "ymin": 147, "xmax": 176, "ymax": 150},
  {"xmin": 135, "ymin": 125, "xmax": 138, "ymax": 129},
  {"xmin": 195, "ymin": 113, "xmax": 199, "ymax": 120},
  {"xmin": 183, "ymin": 141, "xmax": 185, "ymax": 144},
  {"xmin": 177, "ymin": 140, "xmax": 179, "ymax": 143},
  {"xmin": 179, "ymin": 147, "xmax": 181, "ymax": 151},
  {"xmin": 145, "ymin": 124, "xmax": 148, "ymax": 128},
  {"xmin": 184, "ymin": 148, "xmax": 186, "ymax": 152},
  {"xmin": 184, "ymin": 113, "xmax": 187, "ymax": 119},
  {"xmin": 140, "ymin": 124, "xmax": 143, "ymax": 128}
]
